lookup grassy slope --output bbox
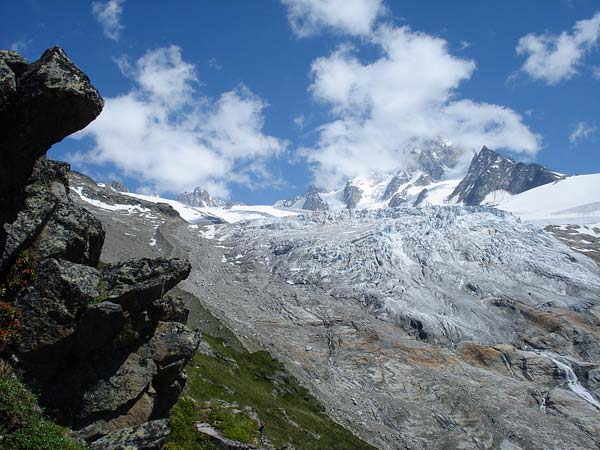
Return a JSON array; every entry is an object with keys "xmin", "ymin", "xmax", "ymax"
[{"xmin": 166, "ymin": 289, "xmax": 375, "ymax": 450}]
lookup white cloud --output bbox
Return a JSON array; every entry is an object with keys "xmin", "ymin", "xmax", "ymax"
[
  {"xmin": 459, "ymin": 40, "xmax": 471, "ymax": 51},
  {"xmin": 516, "ymin": 11, "xmax": 600, "ymax": 85},
  {"xmin": 92, "ymin": 0, "xmax": 125, "ymax": 41},
  {"xmin": 208, "ymin": 58, "xmax": 223, "ymax": 71},
  {"xmin": 73, "ymin": 46, "xmax": 285, "ymax": 197},
  {"xmin": 569, "ymin": 121, "xmax": 597, "ymax": 144},
  {"xmin": 303, "ymin": 25, "xmax": 541, "ymax": 189},
  {"xmin": 593, "ymin": 65, "xmax": 600, "ymax": 79},
  {"xmin": 9, "ymin": 39, "xmax": 31, "ymax": 55},
  {"xmin": 281, "ymin": 0, "xmax": 385, "ymax": 37},
  {"xmin": 293, "ymin": 114, "xmax": 306, "ymax": 128}
]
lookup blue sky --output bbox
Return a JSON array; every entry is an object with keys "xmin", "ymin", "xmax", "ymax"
[{"xmin": 2, "ymin": 0, "xmax": 599, "ymax": 204}]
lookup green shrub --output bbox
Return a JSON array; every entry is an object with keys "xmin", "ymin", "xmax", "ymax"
[
  {"xmin": 165, "ymin": 397, "xmax": 199, "ymax": 450},
  {"xmin": 0, "ymin": 376, "xmax": 37, "ymax": 433},
  {"xmin": 0, "ymin": 375, "xmax": 88, "ymax": 450},
  {"xmin": 2, "ymin": 422, "xmax": 87, "ymax": 450}
]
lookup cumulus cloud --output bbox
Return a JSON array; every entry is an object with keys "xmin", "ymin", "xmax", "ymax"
[
  {"xmin": 73, "ymin": 46, "xmax": 285, "ymax": 197},
  {"xmin": 92, "ymin": 0, "xmax": 125, "ymax": 41},
  {"xmin": 593, "ymin": 66, "xmax": 600, "ymax": 79},
  {"xmin": 302, "ymin": 26, "xmax": 541, "ymax": 189},
  {"xmin": 569, "ymin": 121, "xmax": 597, "ymax": 144},
  {"xmin": 516, "ymin": 11, "xmax": 600, "ymax": 85},
  {"xmin": 281, "ymin": 0, "xmax": 385, "ymax": 37}
]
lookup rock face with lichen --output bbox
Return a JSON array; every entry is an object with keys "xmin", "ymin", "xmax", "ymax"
[{"xmin": 0, "ymin": 47, "xmax": 199, "ymax": 449}]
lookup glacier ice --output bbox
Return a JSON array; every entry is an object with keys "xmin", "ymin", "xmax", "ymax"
[{"xmin": 221, "ymin": 206, "xmax": 600, "ymax": 345}]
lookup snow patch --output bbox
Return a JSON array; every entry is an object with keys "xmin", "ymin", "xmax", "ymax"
[
  {"xmin": 72, "ymin": 187, "xmax": 150, "ymax": 214},
  {"xmin": 499, "ymin": 174, "xmax": 600, "ymax": 226}
]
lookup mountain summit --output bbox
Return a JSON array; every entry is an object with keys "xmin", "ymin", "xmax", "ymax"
[
  {"xmin": 450, "ymin": 146, "xmax": 564, "ymax": 206},
  {"xmin": 277, "ymin": 138, "xmax": 464, "ymax": 210},
  {"xmin": 177, "ymin": 187, "xmax": 232, "ymax": 208}
]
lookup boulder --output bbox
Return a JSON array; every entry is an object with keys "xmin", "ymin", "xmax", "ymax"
[
  {"xmin": 1, "ymin": 182, "xmax": 58, "ymax": 271},
  {"xmin": 80, "ymin": 352, "xmax": 157, "ymax": 420},
  {"xmin": 102, "ymin": 258, "xmax": 192, "ymax": 312},
  {"xmin": 89, "ymin": 419, "xmax": 170, "ymax": 450},
  {"xmin": 29, "ymin": 200, "xmax": 105, "ymax": 267},
  {"xmin": 78, "ymin": 321, "xmax": 199, "ymax": 429},
  {"xmin": 145, "ymin": 322, "xmax": 200, "ymax": 417},
  {"xmin": 15, "ymin": 259, "xmax": 101, "ymax": 362},
  {"xmin": 150, "ymin": 295, "xmax": 190, "ymax": 324},
  {"xmin": 75, "ymin": 302, "xmax": 126, "ymax": 357},
  {"xmin": 0, "ymin": 158, "xmax": 73, "ymax": 271}
]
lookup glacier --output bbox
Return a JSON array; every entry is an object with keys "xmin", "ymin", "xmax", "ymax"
[{"xmin": 221, "ymin": 206, "xmax": 600, "ymax": 347}]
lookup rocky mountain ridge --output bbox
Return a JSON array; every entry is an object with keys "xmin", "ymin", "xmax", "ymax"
[
  {"xmin": 274, "ymin": 139, "xmax": 460, "ymax": 211},
  {"xmin": 177, "ymin": 186, "xmax": 240, "ymax": 208},
  {"xmin": 275, "ymin": 143, "xmax": 566, "ymax": 212},
  {"xmin": 449, "ymin": 146, "xmax": 565, "ymax": 206}
]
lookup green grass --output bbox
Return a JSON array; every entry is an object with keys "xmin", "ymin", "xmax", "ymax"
[
  {"xmin": 93, "ymin": 277, "xmax": 109, "ymax": 304},
  {"xmin": 166, "ymin": 328, "xmax": 375, "ymax": 450},
  {"xmin": 202, "ymin": 404, "xmax": 260, "ymax": 444},
  {"xmin": 0, "ymin": 375, "xmax": 88, "ymax": 450}
]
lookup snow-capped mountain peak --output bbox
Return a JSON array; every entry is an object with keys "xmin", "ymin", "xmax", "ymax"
[
  {"xmin": 177, "ymin": 186, "xmax": 235, "ymax": 208},
  {"xmin": 276, "ymin": 138, "xmax": 466, "ymax": 210}
]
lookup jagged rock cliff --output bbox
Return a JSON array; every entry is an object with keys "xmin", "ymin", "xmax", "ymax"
[
  {"xmin": 450, "ymin": 146, "xmax": 564, "ymax": 205},
  {"xmin": 0, "ymin": 48, "xmax": 199, "ymax": 449}
]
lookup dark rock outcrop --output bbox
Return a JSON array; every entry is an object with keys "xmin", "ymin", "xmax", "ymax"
[
  {"xmin": 101, "ymin": 257, "xmax": 191, "ymax": 312},
  {"xmin": 29, "ymin": 195, "xmax": 106, "ymax": 266},
  {"xmin": 302, "ymin": 186, "xmax": 328, "ymax": 211},
  {"xmin": 0, "ymin": 48, "xmax": 103, "ymax": 229},
  {"xmin": 382, "ymin": 172, "xmax": 410, "ymax": 201},
  {"xmin": 343, "ymin": 182, "xmax": 362, "ymax": 209},
  {"xmin": 0, "ymin": 47, "xmax": 200, "ymax": 447},
  {"xmin": 14, "ymin": 252, "xmax": 199, "ymax": 435},
  {"xmin": 109, "ymin": 180, "xmax": 128, "ymax": 192},
  {"xmin": 413, "ymin": 188, "xmax": 428, "ymax": 207},
  {"xmin": 450, "ymin": 146, "xmax": 564, "ymax": 206},
  {"xmin": 388, "ymin": 192, "xmax": 407, "ymax": 208},
  {"xmin": 415, "ymin": 140, "xmax": 458, "ymax": 181}
]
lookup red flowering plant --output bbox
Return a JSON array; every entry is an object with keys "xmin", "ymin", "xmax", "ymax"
[
  {"xmin": 6, "ymin": 252, "xmax": 36, "ymax": 295},
  {"xmin": 0, "ymin": 301, "xmax": 21, "ymax": 351},
  {"xmin": 0, "ymin": 251, "xmax": 34, "ymax": 350}
]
